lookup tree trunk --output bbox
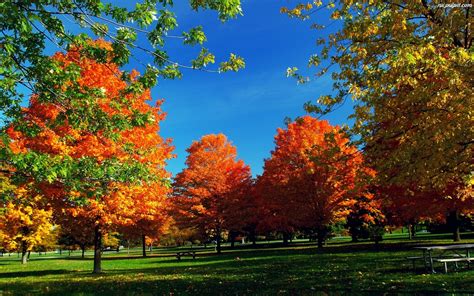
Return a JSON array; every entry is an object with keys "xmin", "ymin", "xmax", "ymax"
[
  {"xmin": 93, "ymin": 225, "xmax": 103, "ymax": 274},
  {"xmin": 216, "ymin": 226, "xmax": 222, "ymax": 254},
  {"xmin": 351, "ymin": 234, "xmax": 359, "ymax": 243},
  {"xmin": 448, "ymin": 210, "xmax": 461, "ymax": 242},
  {"xmin": 20, "ymin": 241, "xmax": 28, "ymax": 264},
  {"xmin": 282, "ymin": 232, "xmax": 289, "ymax": 246},
  {"xmin": 407, "ymin": 224, "xmax": 413, "ymax": 240},
  {"xmin": 251, "ymin": 230, "xmax": 257, "ymax": 245},
  {"xmin": 317, "ymin": 229, "xmax": 325, "ymax": 248},
  {"xmin": 410, "ymin": 223, "xmax": 416, "ymax": 238},
  {"xmin": 27, "ymin": 251, "xmax": 31, "ymax": 259},
  {"xmin": 142, "ymin": 234, "xmax": 147, "ymax": 257}
]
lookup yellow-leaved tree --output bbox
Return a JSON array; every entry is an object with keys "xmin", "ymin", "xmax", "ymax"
[
  {"xmin": 0, "ymin": 186, "xmax": 53, "ymax": 264},
  {"xmin": 282, "ymin": 0, "xmax": 473, "ymax": 240}
]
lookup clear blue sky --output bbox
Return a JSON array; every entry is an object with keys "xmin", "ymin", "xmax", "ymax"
[
  {"xmin": 32, "ymin": 0, "xmax": 353, "ymax": 177},
  {"xmin": 146, "ymin": 0, "xmax": 352, "ymax": 177}
]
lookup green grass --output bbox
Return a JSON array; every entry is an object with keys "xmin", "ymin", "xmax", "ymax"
[{"xmin": 2, "ymin": 233, "xmax": 474, "ymax": 295}]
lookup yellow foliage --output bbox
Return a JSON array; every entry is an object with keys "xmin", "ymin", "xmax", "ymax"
[{"xmin": 0, "ymin": 200, "xmax": 53, "ymax": 252}]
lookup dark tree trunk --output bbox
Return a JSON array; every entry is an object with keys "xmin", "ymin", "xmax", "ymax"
[
  {"xmin": 93, "ymin": 225, "xmax": 103, "ymax": 274},
  {"xmin": 317, "ymin": 229, "xmax": 325, "ymax": 248},
  {"xmin": 448, "ymin": 210, "xmax": 461, "ymax": 242},
  {"xmin": 27, "ymin": 251, "xmax": 31, "ymax": 259},
  {"xmin": 142, "ymin": 235, "xmax": 147, "ymax": 257},
  {"xmin": 248, "ymin": 228, "xmax": 257, "ymax": 246},
  {"xmin": 216, "ymin": 226, "xmax": 222, "ymax": 254},
  {"xmin": 282, "ymin": 232, "xmax": 289, "ymax": 246},
  {"xmin": 21, "ymin": 242, "xmax": 27, "ymax": 264},
  {"xmin": 351, "ymin": 234, "xmax": 359, "ymax": 243},
  {"xmin": 59, "ymin": 248, "xmax": 62, "ymax": 255}
]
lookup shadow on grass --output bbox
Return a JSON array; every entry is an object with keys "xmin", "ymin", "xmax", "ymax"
[
  {"xmin": 0, "ymin": 269, "xmax": 72, "ymax": 278},
  {"xmin": 3, "ymin": 238, "xmax": 474, "ymax": 295}
]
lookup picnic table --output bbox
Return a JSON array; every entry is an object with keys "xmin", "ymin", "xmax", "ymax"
[
  {"xmin": 412, "ymin": 244, "xmax": 474, "ymax": 273},
  {"xmin": 176, "ymin": 251, "xmax": 196, "ymax": 261}
]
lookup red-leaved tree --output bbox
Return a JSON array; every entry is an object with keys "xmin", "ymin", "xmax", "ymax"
[
  {"xmin": 172, "ymin": 134, "xmax": 252, "ymax": 254},
  {"xmin": 258, "ymin": 116, "xmax": 368, "ymax": 247}
]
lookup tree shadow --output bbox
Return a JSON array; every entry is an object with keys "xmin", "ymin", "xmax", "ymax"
[{"xmin": 0, "ymin": 269, "xmax": 73, "ymax": 278}]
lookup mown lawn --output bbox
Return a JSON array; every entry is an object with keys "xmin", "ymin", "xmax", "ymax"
[{"xmin": 2, "ymin": 233, "xmax": 474, "ymax": 295}]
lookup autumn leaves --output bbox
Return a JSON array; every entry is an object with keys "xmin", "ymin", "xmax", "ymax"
[
  {"xmin": 1, "ymin": 42, "xmax": 364, "ymax": 272},
  {"xmin": 256, "ymin": 117, "xmax": 371, "ymax": 247},
  {"xmin": 1, "ymin": 41, "xmax": 174, "ymax": 272},
  {"xmin": 173, "ymin": 134, "xmax": 252, "ymax": 254},
  {"xmin": 171, "ymin": 117, "xmax": 372, "ymax": 251}
]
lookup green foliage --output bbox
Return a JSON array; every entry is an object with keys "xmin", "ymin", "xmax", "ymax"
[
  {"xmin": 0, "ymin": 0, "xmax": 244, "ymax": 125},
  {"xmin": 219, "ymin": 53, "xmax": 245, "ymax": 73},
  {"xmin": 283, "ymin": 1, "xmax": 473, "ymax": 194}
]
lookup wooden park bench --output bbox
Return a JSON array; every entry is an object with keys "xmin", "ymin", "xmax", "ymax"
[{"xmin": 176, "ymin": 251, "xmax": 196, "ymax": 261}]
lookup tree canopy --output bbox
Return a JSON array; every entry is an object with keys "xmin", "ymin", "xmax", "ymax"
[
  {"xmin": 0, "ymin": 0, "xmax": 245, "ymax": 124},
  {"xmin": 281, "ymin": 1, "xmax": 473, "ymax": 193},
  {"xmin": 173, "ymin": 134, "xmax": 252, "ymax": 254},
  {"xmin": 3, "ymin": 40, "xmax": 174, "ymax": 272},
  {"xmin": 258, "ymin": 116, "xmax": 368, "ymax": 247}
]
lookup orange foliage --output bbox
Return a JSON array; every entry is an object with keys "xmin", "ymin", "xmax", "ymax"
[
  {"xmin": 6, "ymin": 40, "xmax": 174, "ymax": 256},
  {"xmin": 173, "ymin": 134, "xmax": 252, "ymax": 252},
  {"xmin": 257, "ymin": 116, "xmax": 367, "ymax": 245}
]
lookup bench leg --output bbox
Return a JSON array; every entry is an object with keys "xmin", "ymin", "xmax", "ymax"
[{"xmin": 444, "ymin": 262, "xmax": 448, "ymax": 273}]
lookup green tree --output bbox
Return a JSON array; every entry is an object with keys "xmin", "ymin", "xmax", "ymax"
[{"xmin": 0, "ymin": 0, "xmax": 244, "ymax": 124}]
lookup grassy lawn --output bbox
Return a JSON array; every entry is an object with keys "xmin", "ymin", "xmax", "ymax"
[{"xmin": 2, "ymin": 233, "xmax": 474, "ymax": 295}]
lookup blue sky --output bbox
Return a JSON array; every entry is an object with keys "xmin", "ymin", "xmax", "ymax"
[
  {"xmin": 147, "ymin": 0, "xmax": 353, "ymax": 177},
  {"xmin": 32, "ymin": 0, "xmax": 353, "ymax": 177}
]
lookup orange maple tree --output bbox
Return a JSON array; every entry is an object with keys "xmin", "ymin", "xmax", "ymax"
[
  {"xmin": 173, "ymin": 134, "xmax": 252, "ymax": 253},
  {"xmin": 258, "ymin": 116, "xmax": 367, "ymax": 247},
  {"xmin": 119, "ymin": 189, "xmax": 171, "ymax": 257},
  {"xmin": 5, "ymin": 40, "xmax": 173, "ymax": 272}
]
